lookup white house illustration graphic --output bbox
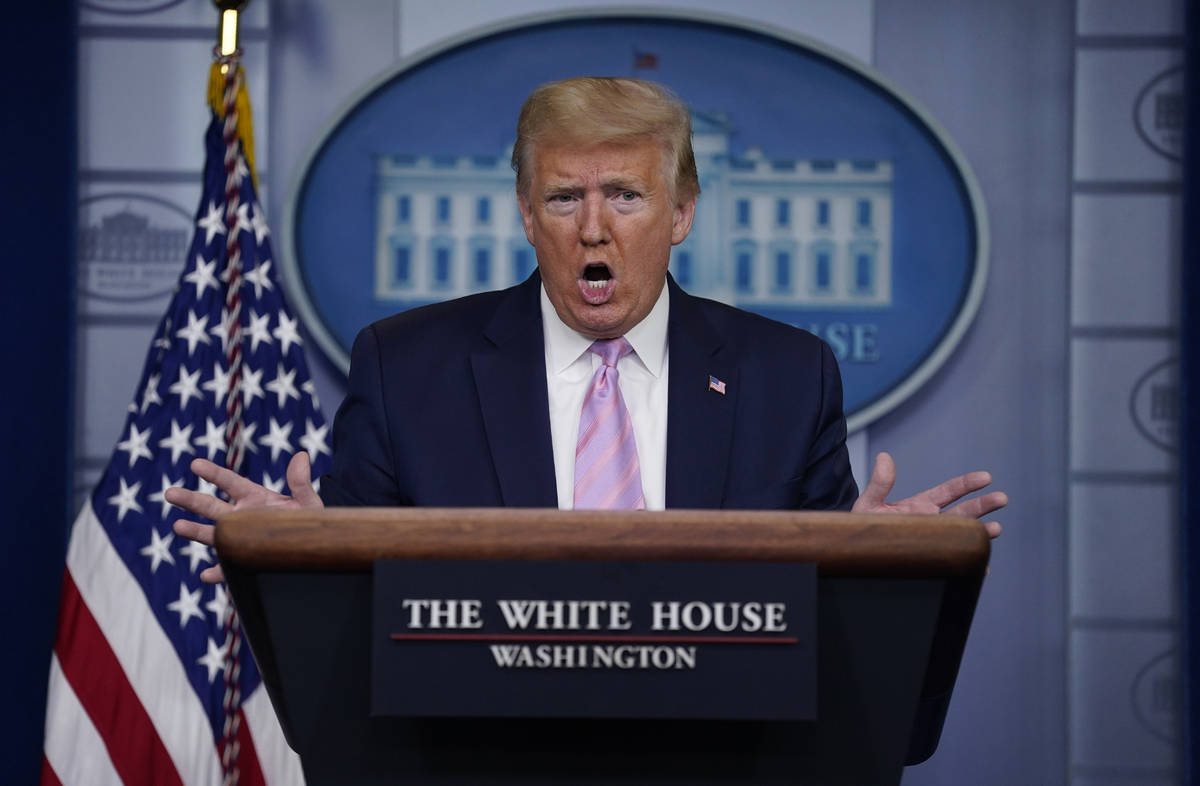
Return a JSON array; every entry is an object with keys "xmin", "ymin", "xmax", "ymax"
[{"xmin": 373, "ymin": 111, "xmax": 892, "ymax": 309}]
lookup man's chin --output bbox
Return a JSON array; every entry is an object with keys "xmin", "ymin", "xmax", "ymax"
[{"xmin": 565, "ymin": 303, "xmax": 629, "ymax": 340}]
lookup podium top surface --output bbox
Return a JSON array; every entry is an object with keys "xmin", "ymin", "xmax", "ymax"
[{"xmin": 215, "ymin": 508, "xmax": 989, "ymax": 578}]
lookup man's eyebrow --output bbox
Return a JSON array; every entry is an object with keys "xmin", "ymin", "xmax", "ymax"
[
  {"xmin": 540, "ymin": 180, "xmax": 582, "ymax": 194},
  {"xmin": 600, "ymin": 175, "xmax": 648, "ymax": 191}
]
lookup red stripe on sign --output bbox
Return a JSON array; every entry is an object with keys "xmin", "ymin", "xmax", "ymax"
[
  {"xmin": 231, "ymin": 706, "xmax": 267, "ymax": 786},
  {"xmin": 39, "ymin": 754, "xmax": 63, "ymax": 786},
  {"xmin": 391, "ymin": 633, "xmax": 799, "ymax": 644},
  {"xmin": 54, "ymin": 570, "xmax": 184, "ymax": 786}
]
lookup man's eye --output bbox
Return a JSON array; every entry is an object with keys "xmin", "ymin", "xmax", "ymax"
[{"xmin": 619, "ymin": 191, "xmax": 638, "ymax": 201}]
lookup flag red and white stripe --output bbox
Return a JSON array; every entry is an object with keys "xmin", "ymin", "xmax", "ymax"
[{"xmin": 42, "ymin": 58, "xmax": 327, "ymax": 785}]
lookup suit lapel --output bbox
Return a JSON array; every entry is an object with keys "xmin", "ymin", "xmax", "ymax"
[
  {"xmin": 470, "ymin": 275, "xmax": 558, "ymax": 507},
  {"xmin": 665, "ymin": 279, "xmax": 737, "ymax": 509}
]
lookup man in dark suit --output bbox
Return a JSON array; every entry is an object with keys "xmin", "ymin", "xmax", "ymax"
[{"xmin": 170, "ymin": 77, "xmax": 1004, "ymax": 583}]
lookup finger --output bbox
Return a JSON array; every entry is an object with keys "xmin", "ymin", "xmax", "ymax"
[
  {"xmin": 944, "ymin": 490, "xmax": 1009, "ymax": 520},
  {"xmin": 983, "ymin": 521, "xmax": 1002, "ymax": 539},
  {"xmin": 199, "ymin": 564, "xmax": 226, "ymax": 584},
  {"xmin": 852, "ymin": 452, "xmax": 896, "ymax": 512},
  {"xmin": 923, "ymin": 470, "xmax": 994, "ymax": 509},
  {"xmin": 165, "ymin": 486, "xmax": 231, "ymax": 520},
  {"xmin": 287, "ymin": 452, "xmax": 324, "ymax": 509},
  {"xmin": 189, "ymin": 457, "xmax": 274, "ymax": 503},
  {"xmin": 173, "ymin": 518, "xmax": 216, "ymax": 547}
]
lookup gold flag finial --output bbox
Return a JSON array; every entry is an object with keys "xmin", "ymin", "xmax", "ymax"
[{"xmin": 212, "ymin": 0, "xmax": 249, "ymax": 60}]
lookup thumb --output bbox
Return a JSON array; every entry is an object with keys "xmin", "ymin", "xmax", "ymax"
[
  {"xmin": 854, "ymin": 451, "xmax": 896, "ymax": 512},
  {"xmin": 287, "ymin": 451, "xmax": 324, "ymax": 509}
]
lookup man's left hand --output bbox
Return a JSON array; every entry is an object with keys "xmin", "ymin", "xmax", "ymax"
[{"xmin": 851, "ymin": 451, "xmax": 1007, "ymax": 538}]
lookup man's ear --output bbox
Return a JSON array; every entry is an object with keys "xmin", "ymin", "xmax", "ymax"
[
  {"xmin": 671, "ymin": 196, "xmax": 697, "ymax": 245},
  {"xmin": 517, "ymin": 192, "xmax": 535, "ymax": 246}
]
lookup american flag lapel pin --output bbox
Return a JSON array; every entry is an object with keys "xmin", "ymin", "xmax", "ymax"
[{"xmin": 708, "ymin": 375, "xmax": 727, "ymax": 395}]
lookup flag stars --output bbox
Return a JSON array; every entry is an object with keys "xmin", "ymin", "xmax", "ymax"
[
  {"xmin": 210, "ymin": 307, "xmax": 237, "ymax": 354},
  {"xmin": 241, "ymin": 366, "xmax": 265, "ymax": 407},
  {"xmin": 180, "ymin": 540, "xmax": 213, "ymax": 574},
  {"xmin": 107, "ymin": 477, "xmax": 144, "ymax": 523},
  {"xmin": 245, "ymin": 310, "xmax": 273, "ymax": 353},
  {"xmin": 206, "ymin": 584, "xmax": 230, "ymax": 626},
  {"xmin": 169, "ymin": 365, "xmax": 203, "ymax": 409},
  {"xmin": 147, "ymin": 473, "xmax": 183, "ymax": 519},
  {"xmin": 196, "ymin": 200, "xmax": 225, "ymax": 245},
  {"xmin": 273, "ymin": 313, "xmax": 302, "ymax": 355},
  {"xmin": 301, "ymin": 379, "xmax": 319, "ymax": 410},
  {"xmin": 183, "ymin": 254, "xmax": 219, "ymax": 300},
  {"xmin": 258, "ymin": 418, "xmax": 294, "ymax": 462},
  {"xmin": 197, "ymin": 637, "xmax": 228, "ymax": 684},
  {"xmin": 235, "ymin": 201, "xmax": 254, "ymax": 237},
  {"xmin": 300, "ymin": 419, "xmax": 331, "ymax": 459},
  {"xmin": 250, "ymin": 201, "xmax": 270, "ymax": 244},
  {"xmin": 265, "ymin": 363, "xmax": 300, "ymax": 408},
  {"xmin": 197, "ymin": 476, "xmax": 218, "ymax": 499},
  {"xmin": 243, "ymin": 259, "xmax": 274, "ymax": 301},
  {"xmin": 158, "ymin": 419, "xmax": 196, "ymax": 465},
  {"xmin": 232, "ymin": 156, "xmax": 249, "ymax": 188},
  {"xmin": 260, "ymin": 472, "xmax": 285, "ymax": 494},
  {"xmin": 167, "ymin": 583, "xmax": 205, "ymax": 628},
  {"xmin": 194, "ymin": 416, "xmax": 227, "ymax": 461},
  {"xmin": 203, "ymin": 362, "xmax": 232, "ymax": 407},
  {"xmin": 116, "ymin": 424, "xmax": 153, "ymax": 467},
  {"xmin": 139, "ymin": 528, "xmax": 175, "ymax": 573},
  {"xmin": 175, "ymin": 310, "xmax": 212, "ymax": 356},
  {"xmin": 235, "ymin": 421, "xmax": 260, "ymax": 457},
  {"xmin": 140, "ymin": 373, "xmax": 163, "ymax": 414}
]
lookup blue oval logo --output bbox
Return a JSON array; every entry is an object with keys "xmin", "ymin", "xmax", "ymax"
[{"xmin": 282, "ymin": 12, "xmax": 987, "ymax": 430}]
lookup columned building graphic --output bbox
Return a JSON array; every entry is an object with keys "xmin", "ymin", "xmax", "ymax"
[{"xmin": 373, "ymin": 113, "xmax": 892, "ymax": 310}]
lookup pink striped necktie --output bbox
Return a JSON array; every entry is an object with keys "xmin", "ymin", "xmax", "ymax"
[{"xmin": 573, "ymin": 338, "xmax": 646, "ymax": 510}]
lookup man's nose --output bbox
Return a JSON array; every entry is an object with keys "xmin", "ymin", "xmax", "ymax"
[{"xmin": 578, "ymin": 196, "xmax": 610, "ymax": 245}]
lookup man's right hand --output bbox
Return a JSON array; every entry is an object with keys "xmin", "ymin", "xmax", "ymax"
[{"xmin": 166, "ymin": 451, "xmax": 323, "ymax": 584}]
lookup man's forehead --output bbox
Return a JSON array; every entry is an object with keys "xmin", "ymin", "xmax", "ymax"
[{"xmin": 531, "ymin": 140, "xmax": 666, "ymax": 184}]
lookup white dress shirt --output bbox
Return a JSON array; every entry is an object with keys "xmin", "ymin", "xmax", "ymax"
[{"xmin": 541, "ymin": 282, "xmax": 670, "ymax": 510}]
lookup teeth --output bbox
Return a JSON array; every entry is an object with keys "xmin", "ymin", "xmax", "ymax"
[{"xmin": 587, "ymin": 279, "xmax": 610, "ymax": 289}]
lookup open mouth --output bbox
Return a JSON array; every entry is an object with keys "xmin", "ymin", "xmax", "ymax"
[
  {"xmin": 578, "ymin": 263, "xmax": 616, "ymax": 304},
  {"xmin": 582, "ymin": 263, "xmax": 612, "ymax": 288}
]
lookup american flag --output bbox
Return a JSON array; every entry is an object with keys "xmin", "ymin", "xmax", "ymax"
[{"xmin": 42, "ymin": 62, "xmax": 328, "ymax": 785}]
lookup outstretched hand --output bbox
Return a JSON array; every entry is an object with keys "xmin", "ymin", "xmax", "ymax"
[
  {"xmin": 166, "ymin": 451, "xmax": 323, "ymax": 583},
  {"xmin": 851, "ymin": 451, "xmax": 1007, "ymax": 538}
]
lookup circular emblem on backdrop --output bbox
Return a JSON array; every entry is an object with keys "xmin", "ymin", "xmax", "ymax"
[
  {"xmin": 1129, "ymin": 357, "xmax": 1179, "ymax": 453},
  {"xmin": 1134, "ymin": 65, "xmax": 1184, "ymax": 161},
  {"xmin": 1131, "ymin": 648, "xmax": 1179, "ymax": 743},
  {"xmin": 80, "ymin": 0, "xmax": 188, "ymax": 14},
  {"xmin": 78, "ymin": 193, "xmax": 193, "ymax": 302},
  {"xmin": 282, "ymin": 10, "xmax": 988, "ymax": 431}
]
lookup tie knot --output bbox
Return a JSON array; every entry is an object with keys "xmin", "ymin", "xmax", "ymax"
[{"xmin": 589, "ymin": 338, "xmax": 632, "ymax": 368}]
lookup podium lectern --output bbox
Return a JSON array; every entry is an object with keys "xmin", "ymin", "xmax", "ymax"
[{"xmin": 216, "ymin": 508, "xmax": 988, "ymax": 785}]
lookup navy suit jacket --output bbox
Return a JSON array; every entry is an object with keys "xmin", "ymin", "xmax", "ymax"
[{"xmin": 319, "ymin": 273, "xmax": 858, "ymax": 511}]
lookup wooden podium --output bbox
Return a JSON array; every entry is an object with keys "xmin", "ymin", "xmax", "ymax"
[{"xmin": 216, "ymin": 508, "xmax": 989, "ymax": 785}]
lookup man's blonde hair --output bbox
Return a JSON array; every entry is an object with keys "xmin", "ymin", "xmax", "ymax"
[{"xmin": 512, "ymin": 77, "xmax": 701, "ymax": 204}]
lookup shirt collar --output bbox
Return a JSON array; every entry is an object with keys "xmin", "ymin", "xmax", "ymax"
[{"xmin": 540, "ymin": 279, "xmax": 670, "ymax": 378}]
